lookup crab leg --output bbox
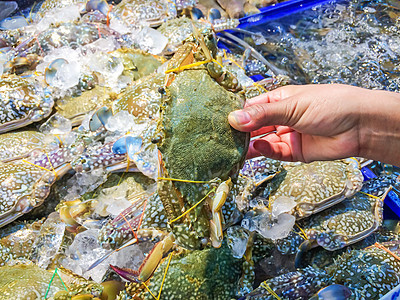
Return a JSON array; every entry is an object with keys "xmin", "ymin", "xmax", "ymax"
[
  {"xmin": 209, "ymin": 179, "xmax": 232, "ymax": 248},
  {"xmin": 111, "ymin": 233, "xmax": 175, "ymax": 283}
]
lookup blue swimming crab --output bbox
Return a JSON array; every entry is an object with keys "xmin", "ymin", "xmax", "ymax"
[
  {"xmin": 0, "ymin": 142, "xmax": 82, "ymax": 227},
  {"xmin": 243, "ymin": 239, "xmax": 400, "ymax": 299},
  {"xmin": 0, "ymin": 130, "xmax": 60, "ymax": 162},
  {"xmin": 111, "ymin": 0, "xmax": 197, "ymax": 27},
  {"xmin": 263, "ymin": 159, "xmax": 364, "ymax": 219},
  {"xmin": 0, "ymin": 74, "xmax": 53, "ymax": 133},
  {"xmin": 275, "ymin": 174, "xmax": 394, "ymax": 263}
]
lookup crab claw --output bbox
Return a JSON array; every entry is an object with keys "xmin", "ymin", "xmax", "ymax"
[
  {"xmin": 295, "ymin": 239, "xmax": 316, "ymax": 268},
  {"xmin": 111, "ymin": 234, "xmax": 175, "ymax": 283},
  {"xmin": 208, "ymin": 8, "xmax": 222, "ymax": 23},
  {"xmin": 45, "ymin": 58, "xmax": 68, "ymax": 86},
  {"xmin": 310, "ymin": 284, "xmax": 352, "ymax": 300},
  {"xmin": 209, "ymin": 179, "xmax": 232, "ymax": 248},
  {"xmin": 89, "ymin": 106, "xmax": 113, "ymax": 131},
  {"xmin": 86, "ymin": 0, "xmax": 109, "ymax": 16},
  {"xmin": 112, "ymin": 136, "xmax": 142, "ymax": 160},
  {"xmin": 110, "ymin": 265, "xmax": 141, "ymax": 283},
  {"xmin": 190, "ymin": 7, "xmax": 204, "ymax": 20}
]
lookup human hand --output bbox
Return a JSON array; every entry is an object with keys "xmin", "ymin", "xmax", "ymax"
[{"xmin": 229, "ymin": 84, "xmax": 379, "ymax": 162}]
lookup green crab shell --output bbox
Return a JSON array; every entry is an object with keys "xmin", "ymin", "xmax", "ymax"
[
  {"xmin": 269, "ymin": 159, "xmax": 363, "ymax": 219},
  {"xmin": 0, "ymin": 162, "xmax": 56, "ymax": 227},
  {"xmin": 132, "ymin": 244, "xmax": 243, "ymax": 300},
  {"xmin": 159, "ymin": 69, "xmax": 249, "ymax": 201},
  {"xmin": 110, "ymin": 48, "xmax": 163, "ymax": 81},
  {"xmin": 0, "ymin": 75, "xmax": 53, "ymax": 133},
  {"xmin": 0, "ymin": 264, "xmax": 66, "ymax": 299}
]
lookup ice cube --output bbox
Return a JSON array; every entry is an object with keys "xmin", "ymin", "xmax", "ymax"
[
  {"xmin": 64, "ymin": 169, "xmax": 107, "ymax": 201},
  {"xmin": 36, "ymin": 5, "xmax": 81, "ymax": 32},
  {"xmin": 87, "ymin": 52, "xmax": 124, "ymax": 91},
  {"xmin": 133, "ymin": 144, "xmax": 159, "ymax": 180},
  {"xmin": 84, "ymin": 37, "xmax": 119, "ymax": 54},
  {"xmin": 39, "ymin": 114, "xmax": 72, "ymax": 135},
  {"xmin": 51, "ymin": 60, "xmax": 81, "ymax": 91},
  {"xmin": 62, "ymin": 229, "xmax": 109, "ymax": 282},
  {"xmin": 109, "ymin": 18, "xmax": 131, "ymax": 35},
  {"xmin": 257, "ymin": 213, "xmax": 295, "ymax": 240},
  {"xmin": 133, "ymin": 27, "xmax": 168, "ymax": 55},
  {"xmin": 105, "ymin": 110, "xmax": 135, "ymax": 133},
  {"xmin": 271, "ymin": 196, "xmax": 297, "ymax": 218},
  {"xmin": 227, "ymin": 226, "xmax": 249, "ymax": 258},
  {"xmin": 31, "ymin": 212, "xmax": 66, "ymax": 269}
]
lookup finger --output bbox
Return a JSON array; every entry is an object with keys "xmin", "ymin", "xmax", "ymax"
[
  {"xmin": 245, "ymin": 85, "xmax": 305, "ymax": 107},
  {"xmin": 253, "ymin": 130, "xmax": 304, "ymax": 162},
  {"xmin": 246, "ymin": 140, "xmax": 263, "ymax": 159},
  {"xmin": 253, "ymin": 139, "xmax": 294, "ymax": 161},
  {"xmin": 250, "ymin": 126, "xmax": 277, "ymax": 138},
  {"xmin": 229, "ymin": 99, "xmax": 297, "ymax": 132}
]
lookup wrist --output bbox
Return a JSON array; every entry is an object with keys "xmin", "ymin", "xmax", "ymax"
[{"xmin": 358, "ymin": 89, "xmax": 400, "ymax": 166}]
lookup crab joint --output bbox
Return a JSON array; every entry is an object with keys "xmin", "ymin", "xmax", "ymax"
[{"xmin": 139, "ymin": 234, "xmax": 175, "ymax": 282}]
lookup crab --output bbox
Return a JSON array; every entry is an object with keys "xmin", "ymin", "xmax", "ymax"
[
  {"xmin": 156, "ymin": 28, "xmax": 249, "ymax": 249},
  {"xmin": 244, "ymin": 240, "xmax": 400, "ymax": 299},
  {"xmin": 0, "ymin": 262, "xmax": 114, "ymax": 299},
  {"xmin": 274, "ymin": 174, "xmax": 393, "ymax": 266},
  {"xmin": 0, "ymin": 220, "xmax": 43, "ymax": 267},
  {"xmin": 110, "ymin": 48, "xmax": 163, "ymax": 82},
  {"xmin": 0, "ymin": 74, "xmax": 53, "ymax": 133},
  {"xmin": 263, "ymin": 159, "xmax": 364, "ymax": 219},
  {"xmin": 16, "ymin": 22, "xmax": 118, "ymax": 57},
  {"xmin": 158, "ymin": 14, "xmax": 239, "ymax": 55},
  {"xmin": 0, "ymin": 142, "xmax": 83, "ymax": 227},
  {"xmin": 111, "ymin": 0, "xmax": 196, "ymax": 28},
  {"xmin": 116, "ymin": 242, "xmax": 244, "ymax": 300},
  {"xmin": 0, "ymin": 130, "xmax": 60, "ymax": 162}
]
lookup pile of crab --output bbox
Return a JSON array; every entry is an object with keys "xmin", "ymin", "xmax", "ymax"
[{"xmin": 0, "ymin": 0, "xmax": 399, "ymax": 299}]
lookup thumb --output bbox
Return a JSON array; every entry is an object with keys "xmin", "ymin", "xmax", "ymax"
[{"xmin": 228, "ymin": 99, "xmax": 297, "ymax": 132}]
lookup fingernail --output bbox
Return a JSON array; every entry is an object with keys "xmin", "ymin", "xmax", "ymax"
[{"xmin": 229, "ymin": 110, "xmax": 251, "ymax": 125}]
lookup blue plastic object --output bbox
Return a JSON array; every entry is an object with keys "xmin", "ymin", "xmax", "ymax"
[
  {"xmin": 238, "ymin": 0, "xmax": 343, "ymax": 28},
  {"xmin": 362, "ymin": 166, "xmax": 400, "ymax": 219}
]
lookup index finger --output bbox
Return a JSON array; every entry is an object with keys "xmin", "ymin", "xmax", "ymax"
[{"xmin": 245, "ymin": 85, "xmax": 303, "ymax": 107}]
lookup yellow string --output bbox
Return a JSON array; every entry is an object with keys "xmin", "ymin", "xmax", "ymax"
[
  {"xmin": 261, "ymin": 282, "xmax": 281, "ymax": 300},
  {"xmin": 22, "ymin": 159, "xmax": 54, "ymax": 175},
  {"xmin": 211, "ymin": 59, "xmax": 224, "ymax": 69},
  {"xmin": 45, "ymin": 151, "xmax": 57, "ymax": 179},
  {"xmin": 54, "ymin": 134, "xmax": 63, "ymax": 146},
  {"xmin": 226, "ymin": 57, "xmax": 245, "ymax": 71},
  {"xmin": 117, "ymin": 158, "xmax": 130, "ymax": 186},
  {"xmin": 157, "ymin": 252, "xmax": 173, "ymax": 300},
  {"xmin": 348, "ymin": 157, "xmax": 361, "ymax": 169},
  {"xmin": 295, "ymin": 223, "xmax": 309, "ymax": 240},
  {"xmin": 157, "ymin": 177, "xmax": 210, "ymax": 184},
  {"xmin": 253, "ymin": 82, "xmax": 268, "ymax": 93},
  {"xmin": 168, "ymin": 187, "xmax": 216, "ymax": 224},
  {"xmin": 165, "ymin": 59, "xmax": 211, "ymax": 74},
  {"xmin": 223, "ymin": 49, "xmax": 228, "ymax": 60},
  {"xmin": 358, "ymin": 191, "xmax": 384, "ymax": 200},
  {"xmin": 142, "ymin": 281, "xmax": 158, "ymax": 300}
]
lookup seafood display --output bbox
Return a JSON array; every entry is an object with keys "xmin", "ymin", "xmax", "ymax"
[{"xmin": 0, "ymin": 0, "xmax": 399, "ymax": 299}]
